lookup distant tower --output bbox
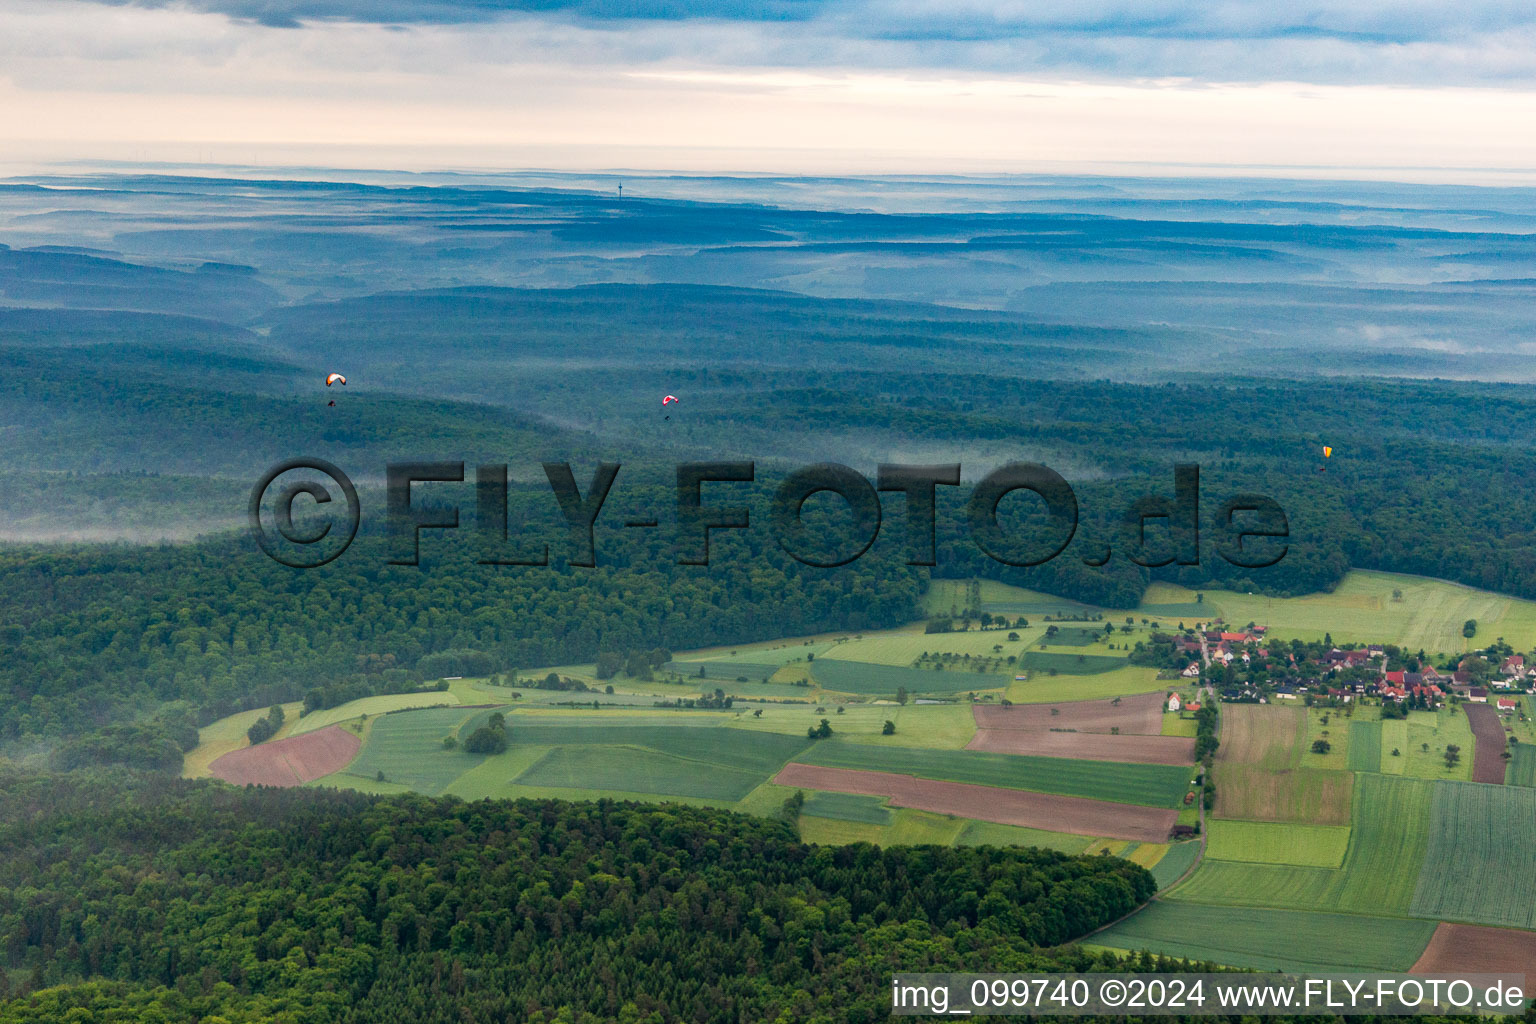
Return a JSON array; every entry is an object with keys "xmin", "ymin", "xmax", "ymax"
[{"xmin": 617, "ymin": 182, "xmax": 623, "ymax": 201}]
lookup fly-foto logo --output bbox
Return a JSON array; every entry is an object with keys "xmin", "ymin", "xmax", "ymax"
[{"xmin": 249, "ymin": 459, "xmax": 1289, "ymax": 571}]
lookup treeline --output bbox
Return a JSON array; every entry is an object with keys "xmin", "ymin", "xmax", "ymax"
[
  {"xmin": 0, "ymin": 485, "xmax": 925, "ymax": 758},
  {"xmin": 0, "ymin": 770, "xmax": 1155, "ymax": 1023}
]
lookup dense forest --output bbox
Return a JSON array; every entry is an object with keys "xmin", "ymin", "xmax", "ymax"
[{"xmin": 0, "ymin": 771, "xmax": 1155, "ymax": 1023}]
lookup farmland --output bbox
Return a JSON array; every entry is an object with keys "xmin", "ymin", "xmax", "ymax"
[
  {"xmin": 287, "ymin": 692, "xmax": 462, "ymax": 736},
  {"xmin": 1094, "ymin": 902, "xmax": 1436, "ymax": 973},
  {"xmin": 773, "ymin": 763, "xmax": 1177, "ymax": 842},
  {"xmin": 1412, "ymin": 923, "xmax": 1536, "ymax": 974},
  {"xmin": 973, "ymin": 692, "xmax": 1165, "ymax": 734},
  {"xmin": 515, "ymin": 746, "xmax": 765, "ymax": 801},
  {"xmin": 1148, "ymin": 842, "xmax": 1201, "ymax": 891},
  {"xmin": 1411, "ymin": 781, "xmax": 1536, "ymax": 930},
  {"xmin": 1204, "ymin": 820, "xmax": 1351, "ymax": 868},
  {"xmin": 800, "ymin": 791, "xmax": 892, "ymax": 824},
  {"xmin": 1463, "ymin": 704, "xmax": 1508, "ymax": 784},
  {"xmin": 810, "ymin": 658, "xmax": 1006, "ymax": 695},
  {"xmin": 1509, "ymin": 744, "xmax": 1536, "ymax": 787},
  {"xmin": 792, "ymin": 741, "xmax": 1191, "ymax": 806},
  {"xmin": 1178, "ymin": 774, "xmax": 1432, "ymax": 916},
  {"xmin": 1006, "ymin": 666, "xmax": 1167, "ymax": 704},
  {"xmin": 1347, "ymin": 720, "xmax": 1382, "ymax": 772},
  {"xmin": 1217, "ymin": 705, "xmax": 1303, "ymax": 769},
  {"xmin": 967, "ymin": 730, "xmax": 1196, "ymax": 765},
  {"xmin": 209, "ymin": 725, "xmax": 360, "ymax": 788}
]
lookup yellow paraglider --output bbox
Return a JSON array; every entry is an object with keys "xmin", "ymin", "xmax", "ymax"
[{"xmin": 1322, "ymin": 445, "xmax": 1332, "ymax": 458}]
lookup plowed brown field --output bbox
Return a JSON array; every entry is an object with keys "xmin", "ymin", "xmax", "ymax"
[
  {"xmin": 973, "ymin": 692, "xmax": 1165, "ymax": 734},
  {"xmin": 773, "ymin": 763, "xmax": 1176, "ymax": 841},
  {"xmin": 1411, "ymin": 922, "xmax": 1536, "ymax": 973},
  {"xmin": 209, "ymin": 725, "xmax": 360, "ymax": 787},
  {"xmin": 967, "ymin": 729, "xmax": 1196, "ymax": 765}
]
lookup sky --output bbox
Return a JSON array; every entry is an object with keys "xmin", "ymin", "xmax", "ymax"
[{"xmin": 3, "ymin": 0, "xmax": 1536, "ymax": 178}]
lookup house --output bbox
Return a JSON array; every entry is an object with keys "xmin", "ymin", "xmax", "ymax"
[
  {"xmin": 1181, "ymin": 662, "xmax": 1201, "ymax": 678},
  {"xmin": 1501, "ymin": 655, "xmax": 1525, "ymax": 677},
  {"xmin": 1326, "ymin": 687, "xmax": 1355, "ymax": 703},
  {"xmin": 1220, "ymin": 632, "xmax": 1249, "ymax": 644},
  {"xmin": 1273, "ymin": 686, "xmax": 1298, "ymax": 700},
  {"xmin": 1385, "ymin": 670, "xmax": 1406, "ymax": 686},
  {"xmin": 1420, "ymin": 665, "xmax": 1444, "ymax": 682},
  {"xmin": 1380, "ymin": 685, "xmax": 1408, "ymax": 702},
  {"xmin": 1167, "ymin": 692, "xmax": 1182, "ymax": 712},
  {"xmin": 1468, "ymin": 687, "xmax": 1489, "ymax": 703},
  {"xmin": 1185, "ymin": 702, "xmax": 1202, "ymax": 713},
  {"xmin": 1497, "ymin": 698, "xmax": 1518, "ymax": 715}
]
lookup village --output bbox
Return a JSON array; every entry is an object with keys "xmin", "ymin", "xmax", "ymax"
[{"xmin": 1141, "ymin": 622, "xmax": 1532, "ymax": 719}]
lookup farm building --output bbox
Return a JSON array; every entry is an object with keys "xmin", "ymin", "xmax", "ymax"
[{"xmin": 1167, "ymin": 692, "xmax": 1182, "ymax": 712}]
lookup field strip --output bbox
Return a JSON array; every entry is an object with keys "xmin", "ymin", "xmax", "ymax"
[
  {"xmin": 208, "ymin": 725, "xmax": 361, "ymax": 787},
  {"xmin": 772, "ymin": 763, "xmax": 1176, "ymax": 842},
  {"xmin": 1463, "ymin": 704, "xmax": 1507, "ymax": 784},
  {"xmin": 966, "ymin": 730, "xmax": 1196, "ymax": 765},
  {"xmin": 1410, "ymin": 923, "xmax": 1536, "ymax": 974}
]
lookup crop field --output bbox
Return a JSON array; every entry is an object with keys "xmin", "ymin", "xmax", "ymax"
[
  {"xmin": 954, "ymin": 821, "xmax": 1095, "ymax": 853},
  {"xmin": 478, "ymin": 719, "xmax": 814, "ymax": 774},
  {"xmin": 1218, "ymin": 705, "xmax": 1303, "ymax": 769},
  {"xmin": 440, "ymin": 745, "xmax": 554, "ymax": 800},
  {"xmin": 1019, "ymin": 651, "xmax": 1128, "ymax": 675},
  {"xmin": 973, "ymin": 692, "xmax": 1165, "ymax": 734},
  {"xmin": 774, "ymin": 763, "xmax": 1177, "ymax": 841},
  {"xmin": 1094, "ymin": 902, "xmax": 1436, "ymax": 973},
  {"xmin": 329, "ymin": 707, "xmax": 485, "ymax": 794},
  {"xmin": 288, "ymin": 692, "xmax": 462, "ymax": 736},
  {"xmin": 1348, "ymin": 720, "xmax": 1383, "ymax": 772},
  {"xmin": 1204, "ymin": 820, "xmax": 1351, "ymax": 868},
  {"xmin": 1379, "ymin": 718, "xmax": 1409, "ymax": 773},
  {"xmin": 1463, "ymin": 704, "xmax": 1508, "ymax": 784},
  {"xmin": 825, "ymin": 627, "xmax": 1043, "ymax": 665},
  {"xmin": 967, "ymin": 729, "xmax": 1195, "ymax": 765},
  {"xmin": 1006, "ymin": 666, "xmax": 1166, "ymax": 704},
  {"xmin": 1213, "ymin": 765, "xmax": 1354, "ymax": 824},
  {"xmin": 797, "ymin": 816, "xmax": 887, "ymax": 846},
  {"xmin": 1412, "ymin": 923, "xmax": 1536, "ymax": 974},
  {"xmin": 210, "ymin": 725, "xmax": 360, "ymax": 787},
  {"xmin": 677, "ymin": 642, "xmax": 832, "ymax": 666},
  {"xmin": 811, "ymin": 657, "xmax": 1006, "ymax": 695},
  {"xmin": 663, "ymin": 660, "xmax": 785, "ymax": 681},
  {"xmin": 515, "ymin": 745, "xmax": 765, "ymax": 801},
  {"xmin": 1183, "ymin": 774, "xmax": 1431, "ymax": 915},
  {"xmin": 184, "ymin": 706, "xmax": 279, "ymax": 778},
  {"xmin": 728, "ymin": 702, "xmax": 977, "ymax": 750},
  {"xmin": 1138, "ymin": 571, "xmax": 1536, "ymax": 652},
  {"xmin": 800, "ymin": 791, "xmax": 892, "ymax": 824},
  {"xmin": 1150, "ymin": 842, "xmax": 1201, "ymax": 890},
  {"xmin": 1508, "ymin": 744, "xmax": 1536, "ymax": 787},
  {"xmin": 1410, "ymin": 781, "xmax": 1536, "ymax": 930},
  {"xmin": 793, "ymin": 741, "xmax": 1190, "ymax": 806}
]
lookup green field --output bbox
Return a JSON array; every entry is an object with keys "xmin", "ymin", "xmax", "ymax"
[
  {"xmin": 1410, "ymin": 781, "xmax": 1536, "ymax": 930},
  {"xmin": 926, "ymin": 578, "xmax": 1096, "ymax": 618},
  {"xmin": 515, "ymin": 745, "xmax": 765, "ymax": 801},
  {"xmin": 1380, "ymin": 718, "xmax": 1409, "ymax": 774},
  {"xmin": 1303, "ymin": 707, "xmax": 1352, "ymax": 772},
  {"xmin": 1508, "ymin": 744, "xmax": 1536, "ymax": 787},
  {"xmin": 954, "ymin": 821, "xmax": 1095, "ymax": 854},
  {"xmin": 726, "ymin": 701, "xmax": 977, "ymax": 750},
  {"xmin": 332, "ymin": 707, "xmax": 484, "ymax": 794},
  {"xmin": 477, "ymin": 719, "xmax": 814, "ymax": 774},
  {"xmin": 1020, "ymin": 651, "xmax": 1128, "ymax": 675},
  {"xmin": 1205, "ymin": 820, "xmax": 1351, "ymax": 868},
  {"xmin": 1094, "ymin": 902, "xmax": 1436, "ymax": 973},
  {"xmin": 663, "ymin": 660, "xmax": 785, "ymax": 681},
  {"xmin": 1149, "ymin": 842, "xmax": 1201, "ymax": 891},
  {"xmin": 1178, "ymin": 774, "xmax": 1432, "ymax": 915},
  {"xmin": 1161, "ymin": 713, "xmax": 1199, "ymax": 738},
  {"xmin": 1008, "ymin": 665, "xmax": 1167, "ymax": 704},
  {"xmin": 288, "ymin": 692, "xmax": 463, "ymax": 736},
  {"xmin": 800, "ymin": 792, "xmax": 892, "ymax": 824},
  {"xmin": 810, "ymin": 658, "xmax": 1007, "ymax": 695},
  {"xmin": 1401, "ymin": 707, "xmax": 1477, "ymax": 781},
  {"xmin": 1348, "ymin": 720, "xmax": 1383, "ymax": 772},
  {"xmin": 794, "ymin": 741, "xmax": 1190, "ymax": 806},
  {"xmin": 1212, "ymin": 765, "xmax": 1354, "ymax": 824},
  {"xmin": 826, "ymin": 627, "xmax": 1044, "ymax": 666}
]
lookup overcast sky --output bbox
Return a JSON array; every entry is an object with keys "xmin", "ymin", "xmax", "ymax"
[{"xmin": 4, "ymin": 0, "xmax": 1536, "ymax": 177}]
